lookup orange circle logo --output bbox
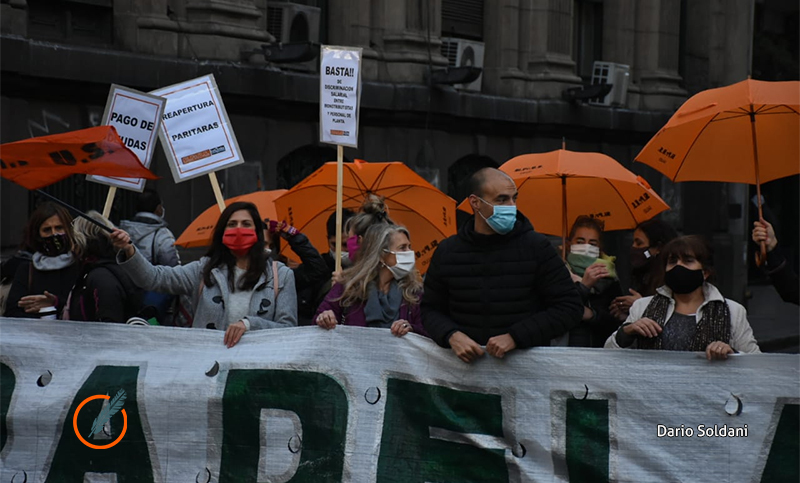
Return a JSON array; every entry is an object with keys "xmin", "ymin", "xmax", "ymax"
[{"xmin": 72, "ymin": 394, "xmax": 127, "ymax": 449}]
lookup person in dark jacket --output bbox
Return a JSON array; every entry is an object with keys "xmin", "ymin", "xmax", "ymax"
[
  {"xmin": 264, "ymin": 219, "xmax": 329, "ymax": 325},
  {"xmin": 610, "ymin": 218, "xmax": 678, "ymax": 321},
  {"xmin": 119, "ymin": 188, "xmax": 180, "ymax": 267},
  {"xmin": 562, "ymin": 216, "xmax": 624, "ymax": 347},
  {"xmin": 422, "ymin": 168, "xmax": 583, "ymax": 363},
  {"xmin": 66, "ymin": 211, "xmax": 144, "ymax": 323},
  {"xmin": 4, "ymin": 202, "xmax": 80, "ymax": 319},
  {"xmin": 752, "ymin": 218, "xmax": 798, "ymax": 305},
  {"xmin": 321, "ymin": 208, "xmax": 356, "ymax": 274}
]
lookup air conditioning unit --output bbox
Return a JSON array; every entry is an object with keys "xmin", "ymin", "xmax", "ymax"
[
  {"xmin": 266, "ymin": 2, "xmax": 321, "ymax": 44},
  {"xmin": 440, "ymin": 37, "xmax": 485, "ymax": 92},
  {"xmin": 589, "ymin": 61, "xmax": 630, "ymax": 107}
]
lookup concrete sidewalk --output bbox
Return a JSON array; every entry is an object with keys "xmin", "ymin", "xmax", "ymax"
[{"xmin": 745, "ymin": 284, "xmax": 799, "ymax": 353}]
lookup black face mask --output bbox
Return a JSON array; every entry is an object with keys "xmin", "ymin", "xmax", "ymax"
[
  {"xmin": 664, "ymin": 265, "xmax": 705, "ymax": 294},
  {"xmin": 630, "ymin": 246, "xmax": 653, "ymax": 269},
  {"xmin": 40, "ymin": 233, "xmax": 70, "ymax": 256}
]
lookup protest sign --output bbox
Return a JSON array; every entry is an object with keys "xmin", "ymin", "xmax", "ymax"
[
  {"xmin": 0, "ymin": 126, "xmax": 156, "ymax": 190},
  {"xmin": 151, "ymin": 74, "xmax": 243, "ymax": 184},
  {"xmin": 1, "ymin": 319, "xmax": 797, "ymax": 482},
  {"xmin": 86, "ymin": 85, "xmax": 166, "ymax": 193},
  {"xmin": 319, "ymin": 45, "xmax": 363, "ymax": 272},
  {"xmin": 319, "ymin": 45, "xmax": 362, "ymax": 148}
]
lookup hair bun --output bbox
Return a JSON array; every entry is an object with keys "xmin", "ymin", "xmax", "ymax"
[{"xmin": 360, "ymin": 194, "xmax": 387, "ymax": 216}]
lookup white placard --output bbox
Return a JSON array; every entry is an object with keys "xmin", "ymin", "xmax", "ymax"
[
  {"xmin": 151, "ymin": 74, "xmax": 243, "ymax": 183},
  {"xmin": 86, "ymin": 85, "xmax": 166, "ymax": 192},
  {"xmin": 319, "ymin": 45, "xmax": 362, "ymax": 148}
]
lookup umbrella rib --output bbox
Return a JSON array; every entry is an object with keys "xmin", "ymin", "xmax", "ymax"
[
  {"xmin": 672, "ymin": 112, "xmax": 722, "ymax": 181},
  {"xmin": 344, "ymin": 164, "xmax": 370, "ymax": 196},
  {"xmin": 369, "ymin": 165, "xmax": 392, "ymax": 193}
]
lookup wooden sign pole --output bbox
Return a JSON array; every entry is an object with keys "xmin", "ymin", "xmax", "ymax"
[
  {"xmin": 335, "ymin": 145, "xmax": 344, "ymax": 272},
  {"xmin": 102, "ymin": 187, "xmax": 117, "ymax": 219},
  {"xmin": 208, "ymin": 172, "xmax": 226, "ymax": 213}
]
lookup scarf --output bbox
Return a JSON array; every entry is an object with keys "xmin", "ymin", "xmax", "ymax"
[
  {"xmin": 637, "ymin": 293, "xmax": 731, "ymax": 351},
  {"xmin": 363, "ymin": 281, "xmax": 402, "ymax": 328},
  {"xmin": 32, "ymin": 252, "xmax": 77, "ymax": 271}
]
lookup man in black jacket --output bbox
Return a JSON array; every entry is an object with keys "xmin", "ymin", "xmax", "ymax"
[{"xmin": 422, "ymin": 168, "xmax": 583, "ymax": 362}]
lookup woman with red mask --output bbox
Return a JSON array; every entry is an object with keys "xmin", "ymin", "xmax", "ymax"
[{"xmin": 111, "ymin": 202, "xmax": 297, "ymax": 347}]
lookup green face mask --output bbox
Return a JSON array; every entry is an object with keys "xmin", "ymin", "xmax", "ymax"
[{"xmin": 567, "ymin": 253, "xmax": 597, "ymax": 276}]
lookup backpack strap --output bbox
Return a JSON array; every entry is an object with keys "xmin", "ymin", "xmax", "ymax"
[
  {"xmin": 272, "ymin": 260, "xmax": 280, "ymax": 301},
  {"xmin": 28, "ymin": 262, "xmax": 34, "ymax": 292},
  {"xmin": 150, "ymin": 228, "xmax": 162, "ymax": 265}
]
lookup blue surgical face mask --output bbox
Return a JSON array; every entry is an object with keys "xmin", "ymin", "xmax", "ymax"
[{"xmin": 477, "ymin": 197, "xmax": 517, "ymax": 235}]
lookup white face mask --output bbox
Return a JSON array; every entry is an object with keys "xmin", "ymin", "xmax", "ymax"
[
  {"xmin": 160, "ymin": 207, "xmax": 166, "ymax": 220},
  {"xmin": 570, "ymin": 243, "xmax": 600, "ymax": 258},
  {"xmin": 382, "ymin": 249, "xmax": 416, "ymax": 280}
]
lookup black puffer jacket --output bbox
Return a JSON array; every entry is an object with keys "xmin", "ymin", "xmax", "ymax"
[{"xmin": 422, "ymin": 213, "xmax": 583, "ymax": 348}]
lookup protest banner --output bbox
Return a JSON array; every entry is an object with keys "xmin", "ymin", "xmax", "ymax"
[
  {"xmin": 319, "ymin": 45, "xmax": 363, "ymax": 271},
  {"xmin": 0, "ymin": 126, "xmax": 157, "ymax": 190},
  {"xmin": 85, "ymin": 85, "xmax": 167, "ymax": 216},
  {"xmin": 151, "ymin": 74, "xmax": 243, "ymax": 211},
  {"xmin": 0, "ymin": 318, "xmax": 797, "ymax": 482}
]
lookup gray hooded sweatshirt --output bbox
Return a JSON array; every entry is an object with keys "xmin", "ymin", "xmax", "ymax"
[{"xmin": 120, "ymin": 212, "xmax": 180, "ymax": 267}]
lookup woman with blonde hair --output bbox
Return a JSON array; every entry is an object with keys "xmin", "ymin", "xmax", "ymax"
[
  {"xmin": 344, "ymin": 194, "xmax": 394, "ymax": 263},
  {"xmin": 65, "ymin": 211, "xmax": 143, "ymax": 323},
  {"xmin": 315, "ymin": 223, "xmax": 427, "ymax": 337}
]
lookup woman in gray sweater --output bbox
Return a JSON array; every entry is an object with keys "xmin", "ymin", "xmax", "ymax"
[{"xmin": 111, "ymin": 202, "xmax": 297, "ymax": 347}]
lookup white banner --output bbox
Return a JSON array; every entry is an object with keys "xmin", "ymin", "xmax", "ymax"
[
  {"xmin": 86, "ymin": 85, "xmax": 167, "ymax": 192},
  {"xmin": 151, "ymin": 74, "xmax": 243, "ymax": 182},
  {"xmin": 320, "ymin": 45, "xmax": 362, "ymax": 148},
  {"xmin": 0, "ymin": 318, "xmax": 797, "ymax": 482}
]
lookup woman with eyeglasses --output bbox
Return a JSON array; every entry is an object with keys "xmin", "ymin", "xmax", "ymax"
[{"xmin": 315, "ymin": 223, "xmax": 427, "ymax": 337}]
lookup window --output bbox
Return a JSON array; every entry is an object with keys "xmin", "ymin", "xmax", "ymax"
[
  {"xmin": 572, "ymin": 0, "xmax": 603, "ymax": 81},
  {"xmin": 441, "ymin": 0, "xmax": 484, "ymax": 41},
  {"xmin": 28, "ymin": 0, "xmax": 113, "ymax": 46}
]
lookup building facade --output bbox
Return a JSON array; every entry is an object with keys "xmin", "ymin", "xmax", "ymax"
[{"xmin": 1, "ymin": 0, "xmax": 798, "ymax": 304}]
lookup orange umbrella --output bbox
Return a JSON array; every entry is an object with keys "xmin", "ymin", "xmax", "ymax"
[
  {"xmin": 274, "ymin": 162, "xmax": 456, "ymax": 274},
  {"xmin": 175, "ymin": 190, "xmax": 287, "ymax": 248},
  {"xmin": 457, "ymin": 148, "xmax": 670, "ymax": 255},
  {"xmin": 634, "ymin": 79, "xmax": 799, "ymax": 260}
]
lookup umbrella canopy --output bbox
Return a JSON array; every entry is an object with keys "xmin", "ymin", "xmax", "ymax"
[
  {"xmin": 457, "ymin": 149, "xmax": 670, "ymax": 247},
  {"xmin": 274, "ymin": 162, "xmax": 456, "ymax": 274},
  {"xmin": 175, "ymin": 190, "xmax": 287, "ymax": 248},
  {"xmin": 0, "ymin": 126, "xmax": 157, "ymax": 190},
  {"xmin": 635, "ymin": 79, "xmax": 799, "ymax": 184}
]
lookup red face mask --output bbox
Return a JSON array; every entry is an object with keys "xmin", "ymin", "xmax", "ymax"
[{"xmin": 222, "ymin": 228, "xmax": 258, "ymax": 257}]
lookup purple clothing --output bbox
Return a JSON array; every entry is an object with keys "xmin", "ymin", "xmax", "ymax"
[{"xmin": 315, "ymin": 282, "xmax": 428, "ymax": 336}]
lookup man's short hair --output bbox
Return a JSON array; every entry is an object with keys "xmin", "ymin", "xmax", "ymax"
[
  {"xmin": 468, "ymin": 167, "xmax": 510, "ymax": 198},
  {"xmin": 327, "ymin": 208, "xmax": 355, "ymax": 238},
  {"xmin": 136, "ymin": 188, "xmax": 162, "ymax": 214}
]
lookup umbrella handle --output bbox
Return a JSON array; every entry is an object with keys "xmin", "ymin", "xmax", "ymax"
[{"xmin": 754, "ymin": 240, "xmax": 767, "ymax": 267}]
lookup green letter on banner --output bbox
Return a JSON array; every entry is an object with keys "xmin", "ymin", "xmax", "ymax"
[
  {"xmin": 761, "ymin": 404, "xmax": 799, "ymax": 482},
  {"xmin": 376, "ymin": 378, "xmax": 508, "ymax": 482},
  {"xmin": 219, "ymin": 370, "xmax": 348, "ymax": 482},
  {"xmin": 566, "ymin": 399, "xmax": 609, "ymax": 483},
  {"xmin": 1, "ymin": 363, "xmax": 15, "ymax": 451},
  {"xmin": 46, "ymin": 365, "xmax": 154, "ymax": 482}
]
